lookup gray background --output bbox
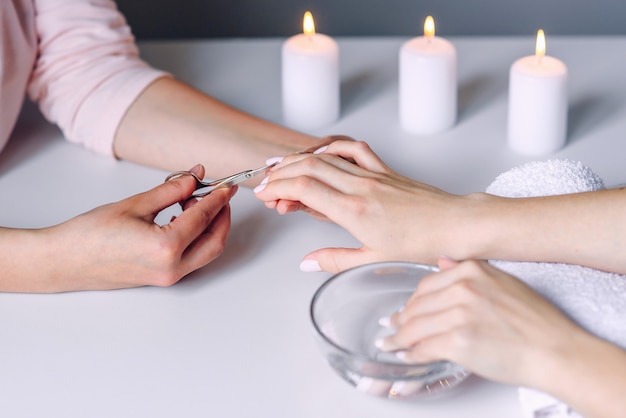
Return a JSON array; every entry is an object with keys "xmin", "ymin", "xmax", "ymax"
[{"xmin": 116, "ymin": 0, "xmax": 625, "ymax": 39}]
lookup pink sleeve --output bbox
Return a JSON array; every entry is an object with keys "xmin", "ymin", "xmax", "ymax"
[{"xmin": 27, "ymin": 0, "xmax": 170, "ymax": 156}]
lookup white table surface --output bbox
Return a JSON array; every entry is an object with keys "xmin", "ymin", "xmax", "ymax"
[{"xmin": 2, "ymin": 36, "xmax": 625, "ymax": 418}]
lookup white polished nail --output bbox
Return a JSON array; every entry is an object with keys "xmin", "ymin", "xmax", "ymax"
[
  {"xmin": 389, "ymin": 381, "xmax": 405, "ymax": 396},
  {"xmin": 253, "ymin": 182, "xmax": 267, "ymax": 193},
  {"xmin": 299, "ymin": 259, "xmax": 321, "ymax": 272},
  {"xmin": 356, "ymin": 377, "xmax": 373, "ymax": 391},
  {"xmin": 313, "ymin": 145, "xmax": 328, "ymax": 154},
  {"xmin": 374, "ymin": 338, "xmax": 385, "ymax": 350},
  {"xmin": 265, "ymin": 156, "xmax": 284, "ymax": 165},
  {"xmin": 356, "ymin": 377, "xmax": 393, "ymax": 397},
  {"xmin": 378, "ymin": 316, "xmax": 391, "ymax": 328},
  {"xmin": 391, "ymin": 380, "xmax": 424, "ymax": 398}
]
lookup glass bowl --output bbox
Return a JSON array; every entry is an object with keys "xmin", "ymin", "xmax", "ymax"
[{"xmin": 310, "ymin": 261, "xmax": 469, "ymax": 399}]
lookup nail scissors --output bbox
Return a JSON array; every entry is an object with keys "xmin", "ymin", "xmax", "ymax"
[{"xmin": 164, "ymin": 162, "xmax": 276, "ymax": 199}]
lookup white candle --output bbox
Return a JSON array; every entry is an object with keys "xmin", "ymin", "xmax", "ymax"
[
  {"xmin": 507, "ymin": 30, "xmax": 568, "ymax": 155},
  {"xmin": 282, "ymin": 11, "xmax": 339, "ymax": 131},
  {"xmin": 399, "ymin": 16, "xmax": 457, "ymax": 135}
]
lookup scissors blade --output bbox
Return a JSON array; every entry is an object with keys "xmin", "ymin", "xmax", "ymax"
[{"xmin": 193, "ymin": 162, "xmax": 277, "ymax": 197}]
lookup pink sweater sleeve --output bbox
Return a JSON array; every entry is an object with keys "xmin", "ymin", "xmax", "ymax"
[{"xmin": 27, "ymin": 0, "xmax": 169, "ymax": 156}]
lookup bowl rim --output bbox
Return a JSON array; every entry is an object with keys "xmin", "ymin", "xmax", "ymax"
[{"xmin": 309, "ymin": 261, "xmax": 452, "ymax": 369}]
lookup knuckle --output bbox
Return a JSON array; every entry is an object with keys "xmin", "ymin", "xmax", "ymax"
[
  {"xmin": 449, "ymin": 305, "xmax": 472, "ymax": 326},
  {"xmin": 152, "ymin": 236, "xmax": 183, "ymax": 266},
  {"xmin": 353, "ymin": 140, "xmax": 372, "ymax": 153},
  {"xmin": 394, "ymin": 319, "xmax": 419, "ymax": 346},
  {"xmin": 356, "ymin": 176, "xmax": 381, "ymax": 193},
  {"xmin": 152, "ymin": 271, "xmax": 181, "ymax": 287},
  {"xmin": 341, "ymin": 194, "xmax": 371, "ymax": 219},
  {"xmin": 293, "ymin": 175, "xmax": 316, "ymax": 191},
  {"xmin": 166, "ymin": 175, "xmax": 193, "ymax": 196},
  {"xmin": 210, "ymin": 236, "xmax": 228, "ymax": 258},
  {"xmin": 449, "ymin": 325, "xmax": 475, "ymax": 354},
  {"xmin": 450, "ymin": 279, "xmax": 478, "ymax": 301},
  {"xmin": 460, "ymin": 259, "xmax": 487, "ymax": 275},
  {"xmin": 198, "ymin": 207, "xmax": 217, "ymax": 227},
  {"xmin": 300, "ymin": 155, "xmax": 322, "ymax": 171}
]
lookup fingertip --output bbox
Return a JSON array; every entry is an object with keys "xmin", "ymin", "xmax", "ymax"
[
  {"xmin": 265, "ymin": 156, "xmax": 284, "ymax": 166},
  {"xmin": 253, "ymin": 182, "xmax": 267, "ymax": 194},
  {"xmin": 438, "ymin": 255, "xmax": 459, "ymax": 270},
  {"xmin": 299, "ymin": 259, "xmax": 322, "ymax": 272},
  {"xmin": 189, "ymin": 163, "xmax": 205, "ymax": 177},
  {"xmin": 253, "ymin": 176, "xmax": 269, "ymax": 194},
  {"xmin": 264, "ymin": 200, "xmax": 277, "ymax": 209},
  {"xmin": 375, "ymin": 337, "xmax": 397, "ymax": 352},
  {"xmin": 378, "ymin": 316, "xmax": 392, "ymax": 328}
]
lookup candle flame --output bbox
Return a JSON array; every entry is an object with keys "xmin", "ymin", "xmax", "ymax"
[
  {"xmin": 303, "ymin": 11, "xmax": 315, "ymax": 35},
  {"xmin": 424, "ymin": 16, "xmax": 435, "ymax": 38},
  {"xmin": 535, "ymin": 29, "xmax": 546, "ymax": 57}
]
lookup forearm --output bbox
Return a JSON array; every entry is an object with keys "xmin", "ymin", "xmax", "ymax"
[
  {"xmin": 533, "ymin": 331, "xmax": 626, "ymax": 418},
  {"xmin": 0, "ymin": 227, "xmax": 65, "ymax": 293},
  {"xmin": 458, "ymin": 188, "xmax": 626, "ymax": 274},
  {"xmin": 113, "ymin": 77, "xmax": 320, "ymax": 181}
]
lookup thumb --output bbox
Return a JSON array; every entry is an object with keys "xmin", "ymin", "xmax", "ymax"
[
  {"xmin": 134, "ymin": 164, "xmax": 206, "ymax": 215},
  {"xmin": 300, "ymin": 247, "xmax": 375, "ymax": 274},
  {"xmin": 438, "ymin": 255, "xmax": 460, "ymax": 271}
]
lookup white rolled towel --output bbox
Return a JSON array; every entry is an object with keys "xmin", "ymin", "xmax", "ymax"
[{"xmin": 485, "ymin": 159, "xmax": 626, "ymax": 418}]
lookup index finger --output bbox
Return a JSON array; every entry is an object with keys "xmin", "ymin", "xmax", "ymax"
[
  {"xmin": 167, "ymin": 186, "xmax": 237, "ymax": 246},
  {"xmin": 299, "ymin": 135, "xmax": 354, "ymax": 154}
]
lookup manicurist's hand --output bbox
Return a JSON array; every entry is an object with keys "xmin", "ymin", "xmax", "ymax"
[
  {"xmin": 0, "ymin": 164, "xmax": 235, "ymax": 293},
  {"xmin": 254, "ymin": 140, "xmax": 472, "ymax": 272}
]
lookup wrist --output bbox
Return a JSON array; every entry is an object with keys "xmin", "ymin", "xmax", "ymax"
[
  {"xmin": 0, "ymin": 227, "xmax": 59, "ymax": 292},
  {"xmin": 446, "ymin": 192, "xmax": 504, "ymax": 261}
]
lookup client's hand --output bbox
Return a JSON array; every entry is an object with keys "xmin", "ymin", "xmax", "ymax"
[
  {"xmin": 254, "ymin": 140, "xmax": 468, "ymax": 272},
  {"xmin": 377, "ymin": 258, "xmax": 587, "ymax": 389}
]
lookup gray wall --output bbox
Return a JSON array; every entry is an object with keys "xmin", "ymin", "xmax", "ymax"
[{"xmin": 116, "ymin": 0, "xmax": 626, "ymax": 39}]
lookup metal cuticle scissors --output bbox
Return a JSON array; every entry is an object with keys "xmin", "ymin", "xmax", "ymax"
[{"xmin": 164, "ymin": 162, "xmax": 277, "ymax": 199}]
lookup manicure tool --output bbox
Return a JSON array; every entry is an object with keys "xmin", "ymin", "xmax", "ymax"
[{"xmin": 165, "ymin": 162, "xmax": 276, "ymax": 199}]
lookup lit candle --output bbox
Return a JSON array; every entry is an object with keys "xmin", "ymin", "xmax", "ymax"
[
  {"xmin": 281, "ymin": 11, "xmax": 339, "ymax": 131},
  {"xmin": 507, "ymin": 29, "xmax": 568, "ymax": 155},
  {"xmin": 399, "ymin": 16, "xmax": 457, "ymax": 135}
]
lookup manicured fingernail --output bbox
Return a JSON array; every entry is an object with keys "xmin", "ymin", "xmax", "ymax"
[
  {"xmin": 396, "ymin": 351, "xmax": 407, "ymax": 361},
  {"xmin": 389, "ymin": 381, "xmax": 405, "ymax": 396},
  {"xmin": 253, "ymin": 181, "xmax": 267, "ymax": 193},
  {"xmin": 300, "ymin": 259, "xmax": 321, "ymax": 272},
  {"xmin": 356, "ymin": 377, "xmax": 373, "ymax": 391},
  {"xmin": 188, "ymin": 163, "xmax": 203, "ymax": 175},
  {"xmin": 313, "ymin": 145, "xmax": 328, "ymax": 154},
  {"xmin": 374, "ymin": 338, "xmax": 385, "ymax": 350},
  {"xmin": 378, "ymin": 316, "xmax": 391, "ymax": 328},
  {"xmin": 266, "ymin": 156, "xmax": 284, "ymax": 165}
]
